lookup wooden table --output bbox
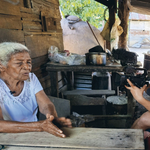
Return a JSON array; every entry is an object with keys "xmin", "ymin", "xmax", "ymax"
[
  {"xmin": 46, "ymin": 63, "xmax": 135, "ymax": 121},
  {"xmin": 0, "ymin": 127, "xmax": 144, "ymax": 150},
  {"xmin": 46, "ymin": 62, "xmax": 123, "ymax": 97}
]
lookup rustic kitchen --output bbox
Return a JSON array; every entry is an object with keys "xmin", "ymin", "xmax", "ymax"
[{"xmin": 0, "ymin": 0, "xmax": 149, "ymax": 149}]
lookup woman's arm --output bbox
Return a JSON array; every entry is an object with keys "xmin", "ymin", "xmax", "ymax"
[
  {"xmin": 125, "ymin": 79, "xmax": 150, "ymax": 111},
  {"xmin": 35, "ymin": 90, "xmax": 58, "ymax": 117},
  {"xmin": 0, "ymin": 107, "xmax": 65, "ymax": 137},
  {"xmin": 36, "ymin": 90, "xmax": 72, "ymax": 128}
]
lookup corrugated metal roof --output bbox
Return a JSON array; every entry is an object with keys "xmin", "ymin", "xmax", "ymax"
[{"xmin": 129, "ymin": 12, "xmax": 150, "ymax": 20}]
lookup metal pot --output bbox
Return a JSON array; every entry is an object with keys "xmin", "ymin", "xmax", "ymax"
[{"xmin": 85, "ymin": 52, "xmax": 106, "ymax": 66}]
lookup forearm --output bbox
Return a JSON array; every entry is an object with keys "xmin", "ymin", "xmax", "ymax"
[
  {"xmin": 138, "ymin": 97, "xmax": 150, "ymax": 111},
  {"xmin": 39, "ymin": 103, "xmax": 58, "ymax": 118},
  {"xmin": 0, "ymin": 120, "xmax": 42, "ymax": 133}
]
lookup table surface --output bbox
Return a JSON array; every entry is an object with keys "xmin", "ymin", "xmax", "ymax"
[
  {"xmin": 0, "ymin": 127, "xmax": 144, "ymax": 150},
  {"xmin": 46, "ymin": 62, "xmax": 124, "ymax": 72}
]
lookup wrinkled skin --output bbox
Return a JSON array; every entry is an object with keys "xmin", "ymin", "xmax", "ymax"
[{"xmin": 0, "ymin": 51, "xmax": 72, "ymax": 138}]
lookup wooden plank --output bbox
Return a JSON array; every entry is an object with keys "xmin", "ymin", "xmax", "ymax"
[
  {"xmin": 0, "ymin": 128, "xmax": 144, "ymax": 149},
  {"xmin": 58, "ymin": 79, "xmax": 66, "ymax": 89},
  {"xmin": 66, "ymin": 95, "xmax": 105, "ymax": 106},
  {"xmin": 62, "ymin": 90, "xmax": 115, "ymax": 96},
  {"xmin": 21, "ymin": 12, "xmax": 40, "ymax": 19},
  {"xmin": 31, "ymin": 0, "xmax": 59, "ymax": 10},
  {"xmin": 93, "ymin": 115, "xmax": 132, "ymax": 119},
  {"xmin": 58, "ymin": 71, "xmax": 63, "ymax": 81},
  {"xmin": 22, "ymin": 18, "xmax": 41, "ymax": 22},
  {"xmin": 74, "ymin": 79, "xmax": 92, "ymax": 84},
  {"xmin": 20, "ymin": 7, "xmax": 40, "ymax": 15},
  {"xmin": 0, "ymin": 29, "xmax": 24, "ymax": 43},
  {"xmin": 0, "ymin": 14, "xmax": 22, "ymax": 30},
  {"xmin": 59, "ymin": 84, "xmax": 68, "ymax": 93},
  {"xmin": 25, "ymin": 35, "xmax": 64, "ymax": 58},
  {"xmin": 24, "ymin": 30, "xmax": 62, "ymax": 35},
  {"xmin": 41, "ymin": 8, "xmax": 61, "ymax": 20},
  {"xmin": 0, "ymin": 0, "xmax": 20, "ymax": 16},
  {"xmin": 39, "ymin": 75, "xmax": 50, "ymax": 83},
  {"xmin": 74, "ymin": 75, "xmax": 92, "ymax": 80},
  {"xmin": 18, "ymin": 0, "xmax": 24, "ymax": 7},
  {"xmin": 40, "ymin": 78, "xmax": 51, "ymax": 90},
  {"xmin": 46, "ymin": 62, "xmax": 123, "ymax": 72},
  {"xmin": 32, "ymin": 55, "xmax": 49, "ymax": 70},
  {"xmin": 0, "ymin": 147, "xmax": 84, "ymax": 150},
  {"xmin": 23, "ymin": 20, "xmax": 42, "ymax": 31},
  {"xmin": 45, "ymin": 0, "xmax": 59, "ymax": 5},
  {"xmin": 74, "ymin": 83, "xmax": 92, "ymax": 88}
]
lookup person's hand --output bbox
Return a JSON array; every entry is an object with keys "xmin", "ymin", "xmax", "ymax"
[
  {"xmin": 40, "ymin": 114, "xmax": 66, "ymax": 138},
  {"xmin": 54, "ymin": 117, "xmax": 72, "ymax": 128},
  {"xmin": 125, "ymin": 79, "xmax": 147, "ymax": 103}
]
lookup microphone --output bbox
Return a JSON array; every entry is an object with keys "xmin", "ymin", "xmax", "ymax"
[{"xmin": 10, "ymin": 91, "xmax": 16, "ymax": 95}]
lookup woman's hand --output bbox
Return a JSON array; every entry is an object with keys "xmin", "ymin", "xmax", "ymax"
[
  {"xmin": 125, "ymin": 79, "xmax": 147, "ymax": 103},
  {"xmin": 40, "ymin": 115, "xmax": 66, "ymax": 138},
  {"xmin": 54, "ymin": 117, "xmax": 72, "ymax": 128},
  {"xmin": 46, "ymin": 114, "xmax": 72, "ymax": 128}
]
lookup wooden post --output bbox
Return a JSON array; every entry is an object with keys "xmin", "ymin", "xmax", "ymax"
[
  {"xmin": 109, "ymin": 0, "xmax": 117, "ymax": 50},
  {"xmin": 118, "ymin": 0, "xmax": 130, "ymax": 49}
]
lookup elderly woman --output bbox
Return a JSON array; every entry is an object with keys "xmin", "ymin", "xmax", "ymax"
[
  {"xmin": 0, "ymin": 42, "xmax": 72, "ymax": 138},
  {"xmin": 125, "ymin": 79, "xmax": 150, "ymax": 139}
]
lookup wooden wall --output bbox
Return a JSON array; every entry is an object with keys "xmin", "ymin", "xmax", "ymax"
[{"xmin": 0, "ymin": 0, "xmax": 64, "ymax": 95}]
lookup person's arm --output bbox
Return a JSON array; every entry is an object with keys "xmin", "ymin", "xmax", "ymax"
[
  {"xmin": 36, "ymin": 90, "xmax": 72, "ymax": 128},
  {"xmin": 125, "ymin": 79, "xmax": 150, "ymax": 111},
  {"xmin": 0, "ymin": 107, "xmax": 65, "ymax": 137}
]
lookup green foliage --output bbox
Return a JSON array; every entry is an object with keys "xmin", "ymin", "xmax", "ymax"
[{"xmin": 59, "ymin": 0, "xmax": 108, "ymax": 28}]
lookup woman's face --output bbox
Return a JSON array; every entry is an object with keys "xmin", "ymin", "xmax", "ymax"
[{"xmin": 4, "ymin": 51, "xmax": 32, "ymax": 81}]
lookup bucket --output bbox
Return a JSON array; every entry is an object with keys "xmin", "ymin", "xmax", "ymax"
[{"xmin": 106, "ymin": 96, "xmax": 127, "ymax": 115}]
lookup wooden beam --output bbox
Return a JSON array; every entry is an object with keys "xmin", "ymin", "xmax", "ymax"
[
  {"xmin": 109, "ymin": 0, "xmax": 117, "ymax": 30},
  {"xmin": 118, "ymin": 0, "xmax": 130, "ymax": 49},
  {"xmin": 62, "ymin": 89, "xmax": 115, "ymax": 96},
  {"xmin": 95, "ymin": 0, "xmax": 109, "ymax": 6}
]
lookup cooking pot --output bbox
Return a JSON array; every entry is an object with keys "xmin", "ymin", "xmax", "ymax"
[
  {"xmin": 85, "ymin": 52, "xmax": 106, "ymax": 65},
  {"xmin": 106, "ymin": 96, "xmax": 127, "ymax": 115}
]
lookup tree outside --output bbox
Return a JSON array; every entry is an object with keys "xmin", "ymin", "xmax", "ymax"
[{"xmin": 59, "ymin": 0, "xmax": 107, "ymax": 28}]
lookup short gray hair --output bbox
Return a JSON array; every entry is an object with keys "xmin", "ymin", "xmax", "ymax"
[{"xmin": 0, "ymin": 42, "xmax": 30, "ymax": 66}]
